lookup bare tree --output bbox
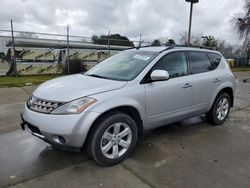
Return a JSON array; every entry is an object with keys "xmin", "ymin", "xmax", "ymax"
[
  {"xmin": 216, "ymin": 40, "xmax": 235, "ymax": 59},
  {"xmin": 232, "ymin": 0, "xmax": 250, "ymax": 49},
  {"xmin": 178, "ymin": 31, "xmax": 202, "ymax": 46}
]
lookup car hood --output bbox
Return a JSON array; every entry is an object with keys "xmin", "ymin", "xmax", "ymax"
[{"xmin": 33, "ymin": 74, "xmax": 127, "ymax": 101}]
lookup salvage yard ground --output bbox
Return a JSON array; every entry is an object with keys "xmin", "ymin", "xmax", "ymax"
[{"xmin": 0, "ymin": 72, "xmax": 250, "ymax": 188}]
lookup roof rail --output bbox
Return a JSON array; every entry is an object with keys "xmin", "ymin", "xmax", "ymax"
[
  {"xmin": 159, "ymin": 44, "xmax": 215, "ymax": 53},
  {"xmin": 127, "ymin": 44, "xmax": 215, "ymax": 52}
]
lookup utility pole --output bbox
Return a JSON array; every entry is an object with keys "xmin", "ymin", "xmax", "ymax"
[
  {"xmin": 187, "ymin": 2, "xmax": 193, "ymax": 44},
  {"xmin": 186, "ymin": 0, "xmax": 199, "ymax": 44},
  {"xmin": 108, "ymin": 30, "xmax": 110, "ymax": 57},
  {"xmin": 67, "ymin": 25, "xmax": 70, "ymax": 74},
  {"xmin": 10, "ymin": 20, "xmax": 17, "ymax": 76}
]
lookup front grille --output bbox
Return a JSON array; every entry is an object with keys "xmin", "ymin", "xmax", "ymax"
[{"xmin": 27, "ymin": 96, "xmax": 64, "ymax": 114}]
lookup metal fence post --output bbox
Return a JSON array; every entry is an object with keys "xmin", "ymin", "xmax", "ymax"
[
  {"xmin": 10, "ymin": 20, "xmax": 17, "ymax": 76},
  {"xmin": 67, "ymin": 26, "xmax": 70, "ymax": 74},
  {"xmin": 108, "ymin": 30, "xmax": 110, "ymax": 57}
]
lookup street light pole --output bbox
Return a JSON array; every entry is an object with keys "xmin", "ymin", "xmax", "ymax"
[
  {"xmin": 186, "ymin": 0, "xmax": 199, "ymax": 44},
  {"xmin": 187, "ymin": 2, "xmax": 193, "ymax": 44}
]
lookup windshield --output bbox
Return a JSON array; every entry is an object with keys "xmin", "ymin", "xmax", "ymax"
[{"xmin": 85, "ymin": 51, "xmax": 158, "ymax": 81}]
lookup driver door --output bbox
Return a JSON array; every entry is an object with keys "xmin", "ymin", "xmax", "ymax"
[{"xmin": 144, "ymin": 51, "xmax": 192, "ymax": 129}]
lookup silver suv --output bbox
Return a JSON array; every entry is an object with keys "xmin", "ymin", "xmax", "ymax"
[{"xmin": 21, "ymin": 46, "xmax": 236, "ymax": 166}]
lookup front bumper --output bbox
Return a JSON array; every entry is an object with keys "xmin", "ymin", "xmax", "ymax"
[{"xmin": 20, "ymin": 105, "xmax": 100, "ymax": 150}]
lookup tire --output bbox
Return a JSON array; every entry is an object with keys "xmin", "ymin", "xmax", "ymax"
[
  {"xmin": 206, "ymin": 93, "xmax": 231, "ymax": 125},
  {"xmin": 87, "ymin": 112, "xmax": 138, "ymax": 166}
]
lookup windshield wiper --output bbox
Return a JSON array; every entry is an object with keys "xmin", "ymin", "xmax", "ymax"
[{"xmin": 86, "ymin": 74, "xmax": 109, "ymax": 79}]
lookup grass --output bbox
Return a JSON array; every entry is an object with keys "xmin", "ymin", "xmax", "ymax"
[
  {"xmin": 0, "ymin": 75, "xmax": 61, "ymax": 87},
  {"xmin": 231, "ymin": 67, "xmax": 250, "ymax": 72}
]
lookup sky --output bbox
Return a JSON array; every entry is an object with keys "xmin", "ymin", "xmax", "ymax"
[{"xmin": 0, "ymin": 0, "xmax": 245, "ymax": 45}]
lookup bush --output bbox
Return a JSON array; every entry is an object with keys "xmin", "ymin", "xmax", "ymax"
[{"xmin": 63, "ymin": 58, "xmax": 87, "ymax": 75}]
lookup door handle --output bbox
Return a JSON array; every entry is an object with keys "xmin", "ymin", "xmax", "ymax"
[
  {"xmin": 213, "ymin": 78, "xmax": 220, "ymax": 83},
  {"xmin": 182, "ymin": 83, "xmax": 192, "ymax": 88}
]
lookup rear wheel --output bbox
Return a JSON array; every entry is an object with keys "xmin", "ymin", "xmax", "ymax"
[
  {"xmin": 87, "ymin": 112, "xmax": 138, "ymax": 166},
  {"xmin": 206, "ymin": 93, "xmax": 231, "ymax": 125}
]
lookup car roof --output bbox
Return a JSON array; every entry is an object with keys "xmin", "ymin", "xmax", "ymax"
[{"xmin": 129, "ymin": 46, "xmax": 220, "ymax": 54}]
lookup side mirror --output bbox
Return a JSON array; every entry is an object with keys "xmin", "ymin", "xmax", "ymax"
[{"xmin": 150, "ymin": 70, "xmax": 169, "ymax": 81}]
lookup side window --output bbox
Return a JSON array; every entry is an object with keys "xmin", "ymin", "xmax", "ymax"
[
  {"xmin": 208, "ymin": 52, "xmax": 222, "ymax": 69},
  {"xmin": 153, "ymin": 52, "xmax": 188, "ymax": 78},
  {"xmin": 188, "ymin": 52, "xmax": 213, "ymax": 74}
]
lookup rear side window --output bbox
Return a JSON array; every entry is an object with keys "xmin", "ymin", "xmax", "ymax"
[
  {"xmin": 208, "ymin": 52, "xmax": 222, "ymax": 69},
  {"xmin": 188, "ymin": 52, "xmax": 213, "ymax": 74},
  {"xmin": 153, "ymin": 51, "xmax": 188, "ymax": 78}
]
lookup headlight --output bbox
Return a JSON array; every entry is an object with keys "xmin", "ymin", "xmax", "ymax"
[{"xmin": 51, "ymin": 97, "xmax": 97, "ymax": 115}]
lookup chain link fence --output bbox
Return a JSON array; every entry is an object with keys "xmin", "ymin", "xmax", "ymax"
[
  {"xmin": 0, "ymin": 27, "xmax": 153, "ymax": 76},
  {"xmin": 0, "ymin": 27, "xmax": 249, "ymax": 76}
]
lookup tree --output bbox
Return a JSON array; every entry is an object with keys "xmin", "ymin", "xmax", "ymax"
[
  {"xmin": 232, "ymin": 0, "xmax": 250, "ymax": 49},
  {"xmin": 151, "ymin": 39, "xmax": 161, "ymax": 46},
  {"xmin": 216, "ymin": 40, "xmax": 234, "ymax": 59},
  {"xmin": 231, "ymin": 0, "xmax": 250, "ymax": 64},
  {"xmin": 166, "ymin": 39, "xmax": 176, "ymax": 46},
  {"xmin": 178, "ymin": 31, "xmax": 202, "ymax": 46},
  {"xmin": 63, "ymin": 58, "xmax": 87, "ymax": 75},
  {"xmin": 202, "ymin": 36, "xmax": 217, "ymax": 48},
  {"xmin": 92, "ymin": 34, "xmax": 134, "ymax": 46}
]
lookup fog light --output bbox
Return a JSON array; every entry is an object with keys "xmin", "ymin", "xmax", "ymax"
[
  {"xmin": 52, "ymin": 135, "xmax": 67, "ymax": 144},
  {"xmin": 58, "ymin": 136, "xmax": 66, "ymax": 144}
]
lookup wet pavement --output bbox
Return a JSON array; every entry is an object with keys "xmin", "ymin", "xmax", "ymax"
[
  {"xmin": 0, "ymin": 86, "xmax": 36, "ymax": 134},
  {"xmin": 0, "ymin": 72, "xmax": 250, "ymax": 188},
  {"xmin": 1, "ymin": 112, "xmax": 250, "ymax": 188},
  {"xmin": 0, "ymin": 131, "xmax": 86, "ymax": 187}
]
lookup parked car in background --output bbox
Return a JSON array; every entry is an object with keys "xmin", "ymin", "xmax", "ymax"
[{"xmin": 21, "ymin": 46, "xmax": 236, "ymax": 166}]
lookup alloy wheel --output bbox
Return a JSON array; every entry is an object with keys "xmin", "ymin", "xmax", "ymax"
[
  {"xmin": 100, "ymin": 122, "xmax": 132, "ymax": 159},
  {"xmin": 216, "ymin": 97, "xmax": 229, "ymax": 121}
]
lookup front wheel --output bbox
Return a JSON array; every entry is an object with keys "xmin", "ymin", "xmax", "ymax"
[
  {"xmin": 206, "ymin": 93, "xmax": 231, "ymax": 125},
  {"xmin": 87, "ymin": 112, "xmax": 138, "ymax": 166}
]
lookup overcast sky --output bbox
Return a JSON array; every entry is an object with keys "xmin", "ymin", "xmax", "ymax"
[{"xmin": 0, "ymin": 0, "xmax": 245, "ymax": 44}]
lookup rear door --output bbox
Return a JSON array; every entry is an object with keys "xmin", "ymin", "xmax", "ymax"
[{"xmin": 187, "ymin": 51, "xmax": 220, "ymax": 113}]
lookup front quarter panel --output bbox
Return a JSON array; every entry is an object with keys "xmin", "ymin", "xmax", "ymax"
[{"xmin": 86, "ymin": 81, "xmax": 146, "ymax": 125}]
